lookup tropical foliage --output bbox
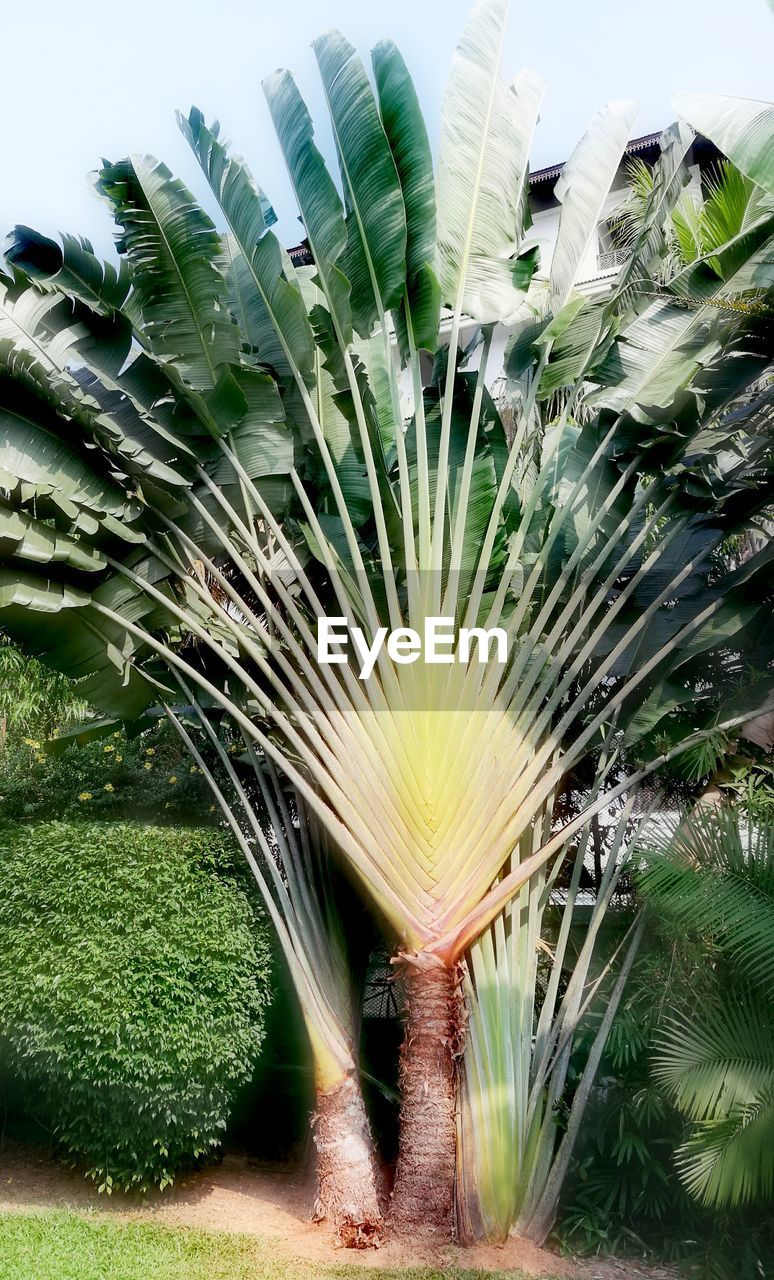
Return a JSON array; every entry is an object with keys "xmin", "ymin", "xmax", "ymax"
[
  {"xmin": 641, "ymin": 803, "xmax": 774, "ymax": 1209},
  {"xmin": 614, "ymin": 154, "xmax": 774, "ymax": 282},
  {"xmin": 0, "ymin": 0, "xmax": 771, "ymax": 1244},
  {"xmin": 0, "ymin": 704, "xmax": 216, "ymax": 823},
  {"xmin": 557, "ymin": 889, "xmax": 774, "ymax": 1280},
  {"xmin": 0, "ymin": 637, "xmax": 86, "ymax": 746}
]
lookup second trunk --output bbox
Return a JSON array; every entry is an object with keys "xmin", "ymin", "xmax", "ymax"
[{"xmin": 312, "ymin": 1072, "xmax": 384, "ymax": 1247}]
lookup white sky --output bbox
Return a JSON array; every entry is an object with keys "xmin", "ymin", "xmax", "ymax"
[{"xmin": 1, "ymin": 0, "xmax": 772, "ymax": 257}]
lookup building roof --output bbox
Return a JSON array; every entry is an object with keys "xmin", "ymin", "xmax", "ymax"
[
  {"xmin": 287, "ymin": 130, "xmax": 720, "ymax": 263},
  {"xmin": 529, "ymin": 130, "xmax": 663, "ymax": 186},
  {"xmin": 288, "ymin": 242, "xmax": 314, "ymax": 267}
]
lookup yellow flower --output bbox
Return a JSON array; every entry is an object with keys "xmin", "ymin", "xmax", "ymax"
[
  {"xmin": 145, "ymin": 748, "xmax": 155, "ymax": 757},
  {"xmin": 115, "ymin": 755, "xmax": 123, "ymax": 764},
  {"xmin": 103, "ymin": 783, "xmax": 115, "ymax": 793},
  {"xmin": 113, "ymin": 731, "xmax": 121, "ymax": 739},
  {"xmin": 208, "ymin": 804, "xmax": 216, "ymax": 813},
  {"xmin": 168, "ymin": 775, "xmax": 178, "ymax": 785},
  {"xmin": 78, "ymin": 792, "xmax": 93, "ymax": 802},
  {"xmin": 103, "ymin": 744, "xmax": 115, "ymax": 754},
  {"xmin": 189, "ymin": 765, "xmax": 199, "ymax": 774},
  {"xmin": 34, "ymin": 753, "xmax": 45, "ymax": 764},
  {"xmin": 143, "ymin": 762, "xmax": 153, "ymax": 771},
  {"xmin": 23, "ymin": 738, "xmax": 41, "ymax": 749}
]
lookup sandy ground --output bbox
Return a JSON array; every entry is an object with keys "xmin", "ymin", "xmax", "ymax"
[{"xmin": 0, "ymin": 1143, "xmax": 677, "ymax": 1279}]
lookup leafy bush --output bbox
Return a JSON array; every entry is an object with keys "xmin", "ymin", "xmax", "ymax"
[
  {"xmin": 0, "ymin": 719, "xmax": 216, "ymax": 825},
  {"xmin": 0, "ymin": 822, "xmax": 271, "ymax": 1191},
  {"xmin": 0, "ymin": 640, "xmax": 219, "ymax": 825}
]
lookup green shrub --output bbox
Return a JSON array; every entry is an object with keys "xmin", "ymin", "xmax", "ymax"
[
  {"xmin": 0, "ymin": 822, "xmax": 271, "ymax": 1192},
  {"xmin": 0, "ymin": 719, "xmax": 216, "ymax": 825},
  {"xmin": 0, "ymin": 641, "xmax": 221, "ymax": 826}
]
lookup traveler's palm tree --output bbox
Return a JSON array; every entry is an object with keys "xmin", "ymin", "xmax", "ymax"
[
  {"xmin": 641, "ymin": 805, "xmax": 774, "ymax": 1209},
  {"xmin": 0, "ymin": 0, "xmax": 772, "ymax": 1242}
]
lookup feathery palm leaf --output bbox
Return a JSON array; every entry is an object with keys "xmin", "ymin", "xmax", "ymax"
[{"xmin": 641, "ymin": 806, "xmax": 774, "ymax": 1208}]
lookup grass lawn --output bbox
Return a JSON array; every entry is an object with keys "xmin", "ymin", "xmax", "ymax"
[{"xmin": 0, "ymin": 1210, "xmax": 565, "ymax": 1280}]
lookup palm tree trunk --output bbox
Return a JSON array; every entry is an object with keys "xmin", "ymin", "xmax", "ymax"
[
  {"xmin": 389, "ymin": 961, "xmax": 464, "ymax": 1237},
  {"xmin": 312, "ymin": 1072, "xmax": 383, "ymax": 1247}
]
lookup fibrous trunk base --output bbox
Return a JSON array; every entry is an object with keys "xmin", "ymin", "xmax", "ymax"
[
  {"xmin": 312, "ymin": 1074, "xmax": 383, "ymax": 1248},
  {"xmin": 389, "ymin": 962, "xmax": 463, "ymax": 1238}
]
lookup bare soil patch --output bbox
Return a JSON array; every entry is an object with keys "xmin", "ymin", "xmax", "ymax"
[{"xmin": 0, "ymin": 1142, "xmax": 675, "ymax": 1278}]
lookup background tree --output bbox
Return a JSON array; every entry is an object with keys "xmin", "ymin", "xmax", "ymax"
[
  {"xmin": 614, "ymin": 153, "xmax": 774, "ymax": 282},
  {"xmin": 0, "ymin": 637, "xmax": 85, "ymax": 750}
]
